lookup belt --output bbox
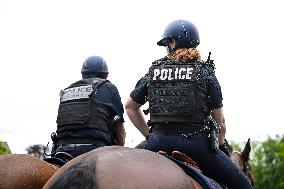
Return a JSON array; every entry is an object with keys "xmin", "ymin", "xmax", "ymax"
[
  {"xmin": 59, "ymin": 138, "xmax": 106, "ymax": 144},
  {"xmin": 152, "ymin": 123, "xmax": 207, "ymax": 134},
  {"xmin": 60, "ymin": 143, "xmax": 103, "ymax": 148},
  {"xmin": 59, "ymin": 139, "xmax": 106, "ymax": 147}
]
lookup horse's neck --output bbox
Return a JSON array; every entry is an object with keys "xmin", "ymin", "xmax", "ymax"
[{"xmin": 230, "ymin": 152, "xmax": 244, "ymax": 171}]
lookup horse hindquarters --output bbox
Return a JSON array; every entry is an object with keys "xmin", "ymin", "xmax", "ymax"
[
  {"xmin": 0, "ymin": 154, "xmax": 57, "ymax": 189},
  {"xmin": 43, "ymin": 146, "xmax": 200, "ymax": 189}
]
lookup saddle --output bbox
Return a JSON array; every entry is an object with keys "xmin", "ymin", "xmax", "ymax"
[
  {"xmin": 160, "ymin": 151, "xmax": 227, "ymax": 189},
  {"xmin": 43, "ymin": 152, "xmax": 74, "ymax": 167}
]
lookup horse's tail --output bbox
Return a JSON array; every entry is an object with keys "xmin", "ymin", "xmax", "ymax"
[{"xmin": 48, "ymin": 163, "xmax": 98, "ymax": 189}]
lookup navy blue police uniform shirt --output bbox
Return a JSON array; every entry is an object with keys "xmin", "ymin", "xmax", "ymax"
[
  {"xmin": 130, "ymin": 63, "xmax": 223, "ymax": 110},
  {"xmin": 95, "ymin": 81, "xmax": 124, "ymax": 119}
]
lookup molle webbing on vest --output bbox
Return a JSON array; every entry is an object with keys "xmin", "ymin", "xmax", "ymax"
[
  {"xmin": 148, "ymin": 60, "xmax": 208, "ymax": 124},
  {"xmin": 57, "ymin": 101, "xmax": 90, "ymax": 128},
  {"xmin": 56, "ymin": 78, "xmax": 112, "ymax": 133}
]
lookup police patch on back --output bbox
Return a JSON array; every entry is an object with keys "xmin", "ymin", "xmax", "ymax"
[
  {"xmin": 60, "ymin": 85, "xmax": 93, "ymax": 102},
  {"xmin": 150, "ymin": 64, "xmax": 196, "ymax": 81}
]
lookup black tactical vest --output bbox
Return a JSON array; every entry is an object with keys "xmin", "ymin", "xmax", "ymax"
[
  {"xmin": 148, "ymin": 59, "xmax": 209, "ymax": 124},
  {"xmin": 56, "ymin": 78, "xmax": 113, "ymax": 138}
]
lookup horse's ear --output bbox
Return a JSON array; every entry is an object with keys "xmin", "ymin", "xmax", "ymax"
[{"xmin": 241, "ymin": 138, "xmax": 251, "ymax": 162}]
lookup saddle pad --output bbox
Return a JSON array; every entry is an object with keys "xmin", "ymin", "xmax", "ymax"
[
  {"xmin": 165, "ymin": 155, "xmax": 224, "ymax": 189},
  {"xmin": 43, "ymin": 157, "xmax": 66, "ymax": 167}
]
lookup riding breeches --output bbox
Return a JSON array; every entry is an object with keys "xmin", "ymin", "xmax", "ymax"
[{"xmin": 145, "ymin": 131, "xmax": 253, "ymax": 189}]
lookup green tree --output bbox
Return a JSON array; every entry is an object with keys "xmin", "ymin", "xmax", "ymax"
[
  {"xmin": 251, "ymin": 135, "xmax": 284, "ymax": 189},
  {"xmin": 279, "ymin": 141, "xmax": 284, "ymax": 188},
  {"xmin": 0, "ymin": 141, "xmax": 10, "ymax": 155},
  {"xmin": 229, "ymin": 140, "xmax": 241, "ymax": 152}
]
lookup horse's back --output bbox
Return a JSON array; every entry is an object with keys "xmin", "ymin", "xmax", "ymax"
[
  {"xmin": 44, "ymin": 146, "xmax": 196, "ymax": 189},
  {"xmin": 0, "ymin": 154, "xmax": 57, "ymax": 189}
]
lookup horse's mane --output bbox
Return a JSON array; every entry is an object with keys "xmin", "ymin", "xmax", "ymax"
[{"xmin": 48, "ymin": 162, "xmax": 98, "ymax": 189}]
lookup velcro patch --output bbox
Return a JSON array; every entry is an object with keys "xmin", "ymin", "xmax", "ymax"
[
  {"xmin": 60, "ymin": 85, "xmax": 93, "ymax": 102},
  {"xmin": 151, "ymin": 65, "xmax": 195, "ymax": 81}
]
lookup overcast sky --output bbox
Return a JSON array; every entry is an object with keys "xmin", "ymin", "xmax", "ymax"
[{"xmin": 0, "ymin": 0, "xmax": 283, "ymax": 154}]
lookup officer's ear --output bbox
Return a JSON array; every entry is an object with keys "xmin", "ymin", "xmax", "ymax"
[
  {"xmin": 170, "ymin": 38, "xmax": 176, "ymax": 49},
  {"xmin": 166, "ymin": 38, "xmax": 176, "ymax": 54}
]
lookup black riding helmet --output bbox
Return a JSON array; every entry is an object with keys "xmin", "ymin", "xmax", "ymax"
[
  {"xmin": 157, "ymin": 20, "xmax": 200, "ymax": 52},
  {"xmin": 81, "ymin": 56, "xmax": 109, "ymax": 79}
]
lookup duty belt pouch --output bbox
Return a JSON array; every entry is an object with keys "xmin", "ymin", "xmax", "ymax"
[
  {"xmin": 207, "ymin": 117, "xmax": 220, "ymax": 153},
  {"xmin": 56, "ymin": 101, "xmax": 90, "ymax": 126}
]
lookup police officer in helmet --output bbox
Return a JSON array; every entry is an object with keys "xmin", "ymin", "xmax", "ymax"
[
  {"xmin": 125, "ymin": 20, "xmax": 252, "ymax": 189},
  {"xmin": 54, "ymin": 55, "xmax": 125, "ymax": 158}
]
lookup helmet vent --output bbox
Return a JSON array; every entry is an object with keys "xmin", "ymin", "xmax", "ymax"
[{"xmin": 179, "ymin": 20, "xmax": 188, "ymax": 38}]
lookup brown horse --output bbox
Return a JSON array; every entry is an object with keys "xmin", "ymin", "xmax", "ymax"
[
  {"xmin": 229, "ymin": 138, "xmax": 255, "ymax": 187},
  {"xmin": 43, "ymin": 139, "xmax": 254, "ymax": 189},
  {"xmin": 0, "ymin": 154, "xmax": 58, "ymax": 189}
]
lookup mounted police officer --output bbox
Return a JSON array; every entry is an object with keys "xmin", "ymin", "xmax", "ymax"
[
  {"xmin": 125, "ymin": 20, "xmax": 252, "ymax": 189},
  {"xmin": 53, "ymin": 55, "xmax": 125, "ymax": 158}
]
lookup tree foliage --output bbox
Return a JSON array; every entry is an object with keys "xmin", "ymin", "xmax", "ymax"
[
  {"xmin": 250, "ymin": 135, "xmax": 284, "ymax": 189},
  {"xmin": 25, "ymin": 144, "xmax": 50, "ymax": 159},
  {"xmin": 229, "ymin": 140, "xmax": 241, "ymax": 152},
  {"xmin": 0, "ymin": 141, "xmax": 11, "ymax": 155}
]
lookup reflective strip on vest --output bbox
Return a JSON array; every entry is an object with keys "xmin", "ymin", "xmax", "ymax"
[{"xmin": 60, "ymin": 85, "xmax": 93, "ymax": 102}]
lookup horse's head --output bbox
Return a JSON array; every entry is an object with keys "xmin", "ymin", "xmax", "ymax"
[{"xmin": 230, "ymin": 138, "xmax": 255, "ymax": 187}]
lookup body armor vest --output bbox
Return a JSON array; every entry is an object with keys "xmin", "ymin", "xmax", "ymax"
[
  {"xmin": 56, "ymin": 78, "xmax": 113, "ymax": 137},
  {"xmin": 148, "ymin": 59, "xmax": 209, "ymax": 124}
]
